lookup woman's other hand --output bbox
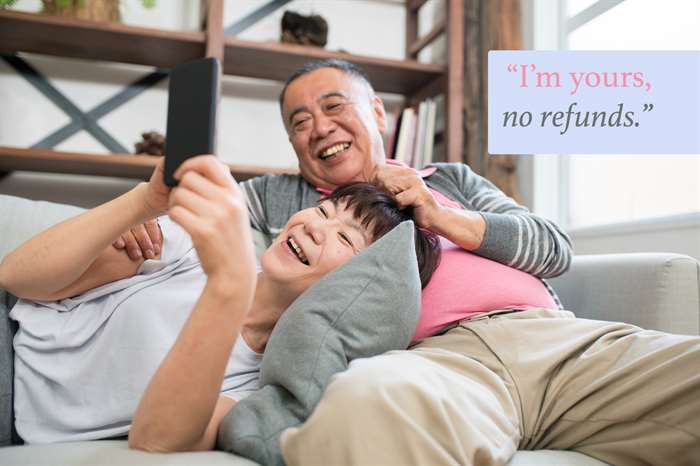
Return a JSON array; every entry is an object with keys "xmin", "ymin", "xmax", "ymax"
[
  {"xmin": 113, "ymin": 158, "xmax": 169, "ymax": 260},
  {"xmin": 143, "ymin": 158, "xmax": 172, "ymax": 215},
  {"xmin": 113, "ymin": 219, "xmax": 162, "ymax": 260}
]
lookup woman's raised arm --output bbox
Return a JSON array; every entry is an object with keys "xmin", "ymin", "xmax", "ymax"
[
  {"xmin": 129, "ymin": 156, "xmax": 257, "ymax": 452},
  {"xmin": 0, "ymin": 161, "xmax": 171, "ymax": 301}
]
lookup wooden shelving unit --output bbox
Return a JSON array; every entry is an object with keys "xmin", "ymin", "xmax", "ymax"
[
  {"xmin": 0, "ymin": 1, "xmax": 463, "ymax": 180},
  {"xmin": 222, "ymin": 37, "xmax": 443, "ymax": 95},
  {"xmin": 0, "ymin": 10, "xmax": 206, "ymax": 69},
  {"xmin": 0, "ymin": 147, "xmax": 296, "ymax": 181}
]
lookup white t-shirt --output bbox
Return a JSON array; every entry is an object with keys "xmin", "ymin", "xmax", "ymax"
[{"xmin": 10, "ymin": 216, "xmax": 262, "ymax": 443}]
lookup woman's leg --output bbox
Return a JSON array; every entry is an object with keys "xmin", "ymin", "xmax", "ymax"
[{"xmin": 280, "ymin": 325, "xmax": 523, "ymax": 466}]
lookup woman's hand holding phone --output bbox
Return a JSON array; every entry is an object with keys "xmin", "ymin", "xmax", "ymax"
[
  {"xmin": 142, "ymin": 158, "xmax": 172, "ymax": 215},
  {"xmin": 167, "ymin": 155, "xmax": 257, "ymax": 308},
  {"xmin": 113, "ymin": 160, "xmax": 170, "ymax": 260}
]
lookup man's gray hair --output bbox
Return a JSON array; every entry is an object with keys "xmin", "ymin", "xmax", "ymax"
[{"xmin": 278, "ymin": 59, "xmax": 373, "ymax": 110}]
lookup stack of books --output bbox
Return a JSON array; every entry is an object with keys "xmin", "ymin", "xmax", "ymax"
[{"xmin": 387, "ymin": 98, "xmax": 438, "ymax": 169}]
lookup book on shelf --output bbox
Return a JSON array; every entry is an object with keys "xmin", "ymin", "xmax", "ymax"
[
  {"xmin": 420, "ymin": 98, "xmax": 437, "ymax": 169},
  {"xmin": 387, "ymin": 106, "xmax": 403, "ymax": 159},
  {"xmin": 394, "ymin": 107, "xmax": 416, "ymax": 166},
  {"xmin": 391, "ymin": 98, "xmax": 438, "ymax": 169},
  {"xmin": 413, "ymin": 100, "xmax": 428, "ymax": 170}
]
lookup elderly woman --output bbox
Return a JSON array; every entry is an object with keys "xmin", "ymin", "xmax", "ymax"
[{"xmin": 0, "ymin": 156, "xmax": 440, "ymax": 451}]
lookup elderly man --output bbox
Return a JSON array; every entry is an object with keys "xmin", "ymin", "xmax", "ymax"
[{"xmin": 119, "ymin": 60, "xmax": 699, "ymax": 466}]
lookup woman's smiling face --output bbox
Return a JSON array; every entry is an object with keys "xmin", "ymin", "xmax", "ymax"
[{"xmin": 261, "ymin": 199, "xmax": 371, "ymax": 297}]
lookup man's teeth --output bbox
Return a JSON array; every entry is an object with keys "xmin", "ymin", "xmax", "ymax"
[
  {"xmin": 320, "ymin": 142, "xmax": 350, "ymax": 159},
  {"xmin": 287, "ymin": 237, "xmax": 309, "ymax": 265}
]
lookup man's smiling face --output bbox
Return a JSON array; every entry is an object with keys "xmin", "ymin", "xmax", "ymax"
[{"xmin": 281, "ymin": 67, "xmax": 387, "ymax": 190}]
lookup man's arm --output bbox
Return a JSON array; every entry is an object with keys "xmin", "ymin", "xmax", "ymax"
[
  {"xmin": 437, "ymin": 163, "xmax": 572, "ymax": 278},
  {"xmin": 374, "ymin": 163, "xmax": 572, "ymax": 278}
]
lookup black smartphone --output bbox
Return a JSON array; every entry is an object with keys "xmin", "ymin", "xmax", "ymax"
[{"xmin": 163, "ymin": 57, "xmax": 220, "ymax": 187}]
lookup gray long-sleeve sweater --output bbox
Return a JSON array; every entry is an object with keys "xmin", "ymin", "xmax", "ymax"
[{"xmin": 241, "ymin": 161, "xmax": 573, "ymax": 279}]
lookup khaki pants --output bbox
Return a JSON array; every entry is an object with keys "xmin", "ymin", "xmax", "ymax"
[{"xmin": 281, "ymin": 308, "xmax": 700, "ymax": 466}]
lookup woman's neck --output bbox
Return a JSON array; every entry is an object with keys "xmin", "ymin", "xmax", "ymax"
[{"xmin": 241, "ymin": 273, "xmax": 295, "ymax": 353}]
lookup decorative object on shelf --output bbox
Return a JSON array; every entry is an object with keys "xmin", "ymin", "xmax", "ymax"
[
  {"xmin": 280, "ymin": 10, "xmax": 328, "ymax": 48},
  {"xmin": 41, "ymin": 0, "xmax": 120, "ymax": 22},
  {"xmin": 0, "ymin": 0, "xmax": 19, "ymax": 9},
  {"xmin": 0, "ymin": 0, "xmax": 156, "ymax": 22},
  {"xmin": 134, "ymin": 131, "xmax": 165, "ymax": 156}
]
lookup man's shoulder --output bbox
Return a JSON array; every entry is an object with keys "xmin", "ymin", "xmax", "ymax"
[
  {"xmin": 244, "ymin": 172, "xmax": 320, "ymax": 225},
  {"xmin": 245, "ymin": 172, "xmax": 312, "ymax": 194},
  {"xmin": 427, "ymin": 161, "xmax": 470, "ymax": 173},
  {"xmin": 425, "ymin": 162, "xmax": 473, "ymax": 184}
]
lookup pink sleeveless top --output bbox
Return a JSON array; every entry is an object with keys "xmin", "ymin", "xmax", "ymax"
[
  {"xmin": 316, "ymin": 161, "xmax": 557, "ymax": 343},
  {"xmin": 413, "ymin": 185, "xmax": 557, "ymax": 342}
]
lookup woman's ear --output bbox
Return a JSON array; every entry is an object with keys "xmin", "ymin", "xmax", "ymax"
[{"xmin": 372, "ymin": 95, "xmax": 387, "ymax": 133}]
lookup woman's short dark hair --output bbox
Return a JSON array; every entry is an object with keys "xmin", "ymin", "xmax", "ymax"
[{"xmin": 327, "ymin": 182, "xmax": 441, "ymax": 289}]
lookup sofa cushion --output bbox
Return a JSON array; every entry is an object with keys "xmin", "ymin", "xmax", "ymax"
[
  {"xmin": 0, "ymin": 195, "xmax": 85, "ymax": 445},
  {"xmin": 0, "ymin": 440, "xmax": 260, "ymax": 465},
  {"xmin": 218, "ymin": 221, "xmax": 422, "ymax": 466},
  {"xmin": 0, "ymin": 195, "xmax": 85, "ymax": 263},
  {"xmin": 507, "ymin": 450, "xmax": 610, "ymax": 465},
  {"xmin": 549, "ymin": 253, "xmax": 700, "ymax": 335},
  {"xmin": 0, "ymin": 441, "xmax": 611, "ymax": 465}
]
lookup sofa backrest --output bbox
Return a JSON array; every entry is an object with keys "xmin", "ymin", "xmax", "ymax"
[
  {"xmin": 0, "ymin": 195, "xmax": 85, "ymax": 445},
  {"xmin": 549, "ymin": 253, "xmax": 700, "ymax": 336}
]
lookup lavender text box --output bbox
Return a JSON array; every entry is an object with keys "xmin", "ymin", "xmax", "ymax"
[{"xmin": 488, "ymin": 51, "xmax": 700, "ymax": 155}]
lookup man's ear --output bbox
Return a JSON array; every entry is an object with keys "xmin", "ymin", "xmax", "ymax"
[{"xmin": 372, "ymin": 95, "xmax": 387, "ymax": 133}]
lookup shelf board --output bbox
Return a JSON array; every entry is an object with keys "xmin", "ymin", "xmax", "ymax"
[
  {"xmin": 0, "ymin": 10, "xmax": 205, "ymax": 69},
  {"xmin": 224, "ymin": 37, "xmax": 444, "ymax": 95},
  {"xmin": 0, "ymin": 147, "xmax": 297, "ymax": 182},
  {"xmin": 0, "ymin": 11, "xmax": 445, "ymax": 95}
]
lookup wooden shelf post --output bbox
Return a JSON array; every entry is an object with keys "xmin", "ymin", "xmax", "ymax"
[
  {"xmin": 446, "ymin": 0, "xmax": 464, "ymax": 163},
  {"xmin": 204, "ymin": 0, "xmax": 224, "ymax": 62},
  {"xmin": 406, "ymin": 1, "xmax": 419, "ymax": 60}
]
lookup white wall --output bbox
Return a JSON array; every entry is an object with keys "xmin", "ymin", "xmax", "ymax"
[
  {"xmin": 0, "ymin": 0, "xmax": 407, "ymax": 207},
  {"xmin": 570, "ymin": 214, "xmax": 700, "ymax": 261},
  {"xmin": 518, "ymin": 0, "xmax": 700, "ymax": 261}
]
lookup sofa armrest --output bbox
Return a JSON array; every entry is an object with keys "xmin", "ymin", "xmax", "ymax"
[{"xmin": 548, "ymin": 253, "xmax": 700, "ymax": 336}]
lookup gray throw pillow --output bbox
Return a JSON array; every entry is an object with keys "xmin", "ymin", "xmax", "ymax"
[{"xmin": 217, "ymin": 221, "xmax": 422, "ymax": 466}]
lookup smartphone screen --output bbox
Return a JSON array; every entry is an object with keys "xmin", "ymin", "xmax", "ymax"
[{"xmin": 163, "ymin": 57, "xmax": 220, "ymax": 186}]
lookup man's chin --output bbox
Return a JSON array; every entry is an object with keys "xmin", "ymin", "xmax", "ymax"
[{"xmin": 326, "ymin": 172, "xmax": 364, "ymax": 189}]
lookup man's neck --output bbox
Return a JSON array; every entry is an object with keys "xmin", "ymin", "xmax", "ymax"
[{"xmin": 241, "ymin": 273, "xmax": 295, "ymax": 353}]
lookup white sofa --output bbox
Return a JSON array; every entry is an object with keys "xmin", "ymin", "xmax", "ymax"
[{"xmin": 1, "ymin": 194, "xmax": 698, "ymax": 466}]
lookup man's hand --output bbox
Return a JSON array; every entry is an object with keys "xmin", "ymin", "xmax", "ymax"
[
  {"xmin": 372, "ymin": 164, "xmax": 444, "ymax": 229},
  {"xmin": 168, "ymin": 155, "xmax": 257, "ymax": 303}
]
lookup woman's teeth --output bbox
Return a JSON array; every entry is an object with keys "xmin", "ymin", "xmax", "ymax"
[
  {"xmin": 320, "ymin": 142, "xmax": 351, "ymax": 160},
  {"xmin": 287, "ymin": 237, "xmax": 309, "ymax": 265}
]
